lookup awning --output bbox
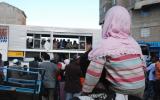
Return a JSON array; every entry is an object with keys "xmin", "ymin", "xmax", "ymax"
[
  {"xmin": 134, "ymin": 0, "xmax": 160, "ymax": 9},
  {"xmin": 146, "ymin": 42, "xmax": 160, "ymax": 48}
]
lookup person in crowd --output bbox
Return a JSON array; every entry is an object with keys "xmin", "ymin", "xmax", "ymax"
[
  {"xmin": 29, "ymin": 57, "xmax": 39, "ymax": 68},
  {"xmin": 82, "ymin": 6, "xmax": 146, "ymax": 100},
  {"xmin": 41, "ymin": 39, "xmax": 46, "ymax": 49},
  {"xmin": 79, "ymin": 42, "xmax": 92, "ymax": 88},
  {"xmin": 57, "ymin": 39, "xmax": 60, "ymax": 49},
  {"xmin": 144, "ymin": 57, "xmax": 157, "ymax": 100},
  {"xmin": 56, "ymin": 59, "xmax": 70, "ymax": 100},
  {"xmin": 80, "ymin": 43, "xmax": 85, "ymax": 49},
  {"xmin": 80, "ymin": 42, "xmax": 92, "ymax": 77},
  {"xmin": 64, "ymin": 55, "xmax": 82, "ymax": 100},
  {"xmin": 28, "ymin": 56, "xmax": 40, "ymax": 80},
  {"xmin": 155, "ymin": 57, "xmax": 160, "ymax": 100},
  {"xmin": 27, "ymin": 38, "xmax": 33, "ymax": 49},
  {"xmin": 58, "ymin": 58, "xmax": 70, "ymax": 81},
  {"xmin": 62, "ymin": 39, "xmax": 67, "ymax": 49},
  {"xmin": 0, "ymin": 53, "xmax": 3, "ymax": 67},
  {"xmin": 44, "ymin": 39, "xmax": 51, "ymax": 50},
  {"xmin": 72, "ymin": 41, "xmax": 78, "ymax": 49},
  {"xmin": 60, "ymin": 39, "xmax": 64, "ymax": 49},
  {"xmin": 9, "ymin": 59, "xmax": 22, "ymax": 79},
  {"xmin": 79, "ymin": 42, "xmax": 116, "ymax": 100},
  {"xmin": 66, "ymin": 39, "xmax": 72, "ymax": 49},
  {"xmin": 0, "ymin": 53, "xmax": 4, "ymax": 82},
  {"xmin": 53, "ymin": 38, "xmax": 58, "ymax": 49},
  {"xmin": 3, "ymin": 61, "xmax": 9, "ymax": 81},
  {"xmin": 57, "ymin": 61, "xmax": 66, "ymax": 81},
  {"xmin": 39, "ymin": 53, "xmax": 58, "ymax": 100}
]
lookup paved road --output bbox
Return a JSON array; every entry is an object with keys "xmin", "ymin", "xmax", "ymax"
[{"xmin": 0, "ymin": 91, "xmax": 39, "ymax": 100}]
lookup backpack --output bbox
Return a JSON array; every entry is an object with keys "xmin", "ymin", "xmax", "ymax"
[{"xmin": 155, "ymin": 61, "xmax": 160, "ymax": 80}]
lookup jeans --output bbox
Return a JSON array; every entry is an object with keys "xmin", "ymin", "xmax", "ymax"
[
  {"xmin": 144, "ymin": 81, "xmax": 155, "ymax": 100},
  {"xmin": 65, "ymin": 92, "xmax": 81, "ymax": 100}
]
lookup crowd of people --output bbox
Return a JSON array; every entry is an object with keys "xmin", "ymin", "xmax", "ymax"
[
  {"xmin": 27, "ymin": 37, "xmax": 85, "ymax": 50},
  {"xmin": 0, "ymin": 52, "xmax": 83, "ymax": 100},
  {"xmin": 144, "ymin": 56, "xmax": 160, "ymax": 100},
  {"xmin": 53, "ymin": 39, "xmax": 80, "ymax": 50}
]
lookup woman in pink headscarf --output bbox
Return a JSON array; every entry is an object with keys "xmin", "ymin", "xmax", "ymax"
[{"xmin": 82, "ymin": 6, "xmax": 146, "ymax": 99}]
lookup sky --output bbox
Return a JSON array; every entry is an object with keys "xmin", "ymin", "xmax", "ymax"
[{"xmin": 0, "ymin": 0, "xmax": 100, "ymax": 29}]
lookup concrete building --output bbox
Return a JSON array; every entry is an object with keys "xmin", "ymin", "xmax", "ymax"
[
  {"xmin": 131, "ymin": 0, "xmax": 160, "ymax": 57},
  {"xmin": 99, "ymin": 0, "xmax": 160, "ymax": 57},
  {"xmin": 0, "ymin": 2, "xmax": 26, "ymax": 25},
  {"xmin": 99, "ymin": 0, "xmax": 129, "ymax": 25}
]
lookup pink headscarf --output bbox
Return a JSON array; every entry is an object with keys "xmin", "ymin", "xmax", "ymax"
[{"xmin": 89, "ymin": 6, "xmax": 142, "ymax": 60}]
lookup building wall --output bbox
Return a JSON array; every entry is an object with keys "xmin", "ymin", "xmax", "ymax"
[
  {"xmin": 99, "ymin": 0, "xmax": 160, "ymax": 43},
  {"xmin": 132, "ymin": 4, "xmax": 160, "ymax": 42},
  {"xmin": 9, "ymin": 25, "xmax": 27, "ymax": 50},
  {"xmin": 99, "ymin": 0, "xmax": 112, "ymax": 24},
  {"xmin": 99, "ymin": 0, "xmax": 129, "ymax": 25},
  {"xmin": 0, "ymin": 2, "xmax": 26, "ymax": 25}
]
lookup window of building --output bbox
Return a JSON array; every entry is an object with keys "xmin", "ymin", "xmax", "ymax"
[
  {"xmin": 140, "ymin": 7, "xmax": 150, "ymax": 17},
  {"xmin": 112, "ymin": 0, "xmax": 116, "ymax": 5},
  {"xmin": 103, "ymin": 6, "xmax": 106, "ymax": 13},
  {"xmin": 141, "ymin": 28, "xmax": 150, "ymax": 37}
]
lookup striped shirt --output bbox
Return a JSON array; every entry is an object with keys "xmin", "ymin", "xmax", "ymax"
[{"xmin": 82, "ymin": 54, "xmax": 145, "ymax": 95}]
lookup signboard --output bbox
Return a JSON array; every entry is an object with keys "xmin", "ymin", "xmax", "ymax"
[
  {"xmin": 0, "ymin": 26, "xmax": 9, "ymax": 61},
  {"xmin": 8, "ymin": 51, "xmax": 24, "ymax": 57}
]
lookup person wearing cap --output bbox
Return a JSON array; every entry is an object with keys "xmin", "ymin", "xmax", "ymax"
[{"xmin": 64, "ymin": 55, "xmax": 82, "ymax": 100}]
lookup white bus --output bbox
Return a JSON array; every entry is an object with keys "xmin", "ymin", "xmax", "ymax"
[{"xmin": 0, "ymin": 24, "xmax": 100, "ymax": 62}]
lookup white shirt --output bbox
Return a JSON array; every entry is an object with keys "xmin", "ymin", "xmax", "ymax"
[
  {"xmin": 147, "ymin": 63, "xmax": 156, "ymax": 81},
  {"xmin": 44, "ymin": 41, "xmax": 50, "ymax": 50}
]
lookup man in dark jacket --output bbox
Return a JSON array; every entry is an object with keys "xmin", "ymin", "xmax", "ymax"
[
  {"xmin": 79, "ymin": 49, "xmax": 91, "ymax": 77},
  {"xmin": 64, "ymin": 56, "xmax": 82, "ymax": 100}
]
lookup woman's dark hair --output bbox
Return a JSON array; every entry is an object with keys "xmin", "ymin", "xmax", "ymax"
[{"xmin": 41, "ymin": 53, "xmax": 50, "ymax": 60}]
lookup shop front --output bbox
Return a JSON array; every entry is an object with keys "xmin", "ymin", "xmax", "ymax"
[{"xmin": 147, "ymin": 42, "xmax": 160, "ymax": 57}]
